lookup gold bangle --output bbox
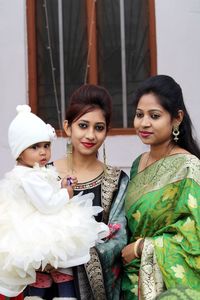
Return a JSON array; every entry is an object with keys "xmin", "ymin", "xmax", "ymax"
[{"xmin": 133, "ymin": 238, "xmax": 143, "ymax": 258}]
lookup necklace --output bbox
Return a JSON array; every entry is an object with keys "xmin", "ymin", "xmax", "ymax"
[{"xmin": 142, "ymin": 143, "xmax": 176, "ymax": 188}]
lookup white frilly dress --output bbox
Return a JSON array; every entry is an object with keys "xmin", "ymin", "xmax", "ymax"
[{"xmin": 0, "ymin": 165, "xmax": 109, "ymax": 297}]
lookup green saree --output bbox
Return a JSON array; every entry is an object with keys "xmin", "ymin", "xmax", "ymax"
[{"xmin": 122, "ymin": 154, "xmax": 200, "ymax": 299}]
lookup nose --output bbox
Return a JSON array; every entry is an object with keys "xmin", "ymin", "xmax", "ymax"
[
  {"xmin": 85, "ymin": 127, "xmax": 95, "ymax": 140},
  {"xmin": 141, "ymin": 115, "xmax": 151, "ymax": 127},
  {"xmin": 39, "ymin": 147, "xmax": 46, "ymax": 155}
]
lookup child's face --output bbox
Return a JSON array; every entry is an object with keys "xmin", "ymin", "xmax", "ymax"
[{"xmin": 18, "ymin": 142, "xmax": 51, "ymax": 167}]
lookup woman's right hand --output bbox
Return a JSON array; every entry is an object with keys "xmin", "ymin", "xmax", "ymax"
[
  {"xmin": 121, "ymin": 242, "xmax": 137, "ymax": 264},
  {"xmin": 122, "ymin": 238, "xmax": 144, "ymax": 264}
]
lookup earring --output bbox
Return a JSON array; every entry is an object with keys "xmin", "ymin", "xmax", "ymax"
[
  {"xmin": 172, "ymin": 125, "xmax": 180, "ymax": 142},
  {"xmin": 66, "ymin": 138, "xmax": 73, "ymax": 172},
  {"xmin": 103, "ymin": 142, "xmax": 106, "ymax": 166},
  {"xmin": 66, "ymin": 138, "xmax": 72, "ymax": 155}
]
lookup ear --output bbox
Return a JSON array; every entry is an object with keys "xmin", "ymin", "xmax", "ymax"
[
  {"xmin": 173, "ymin": 110, "xmax": 184, "ymax": 127},
  {"xmin": 63, "ymin": 120, "xmax": 72, "ymax": 137}
]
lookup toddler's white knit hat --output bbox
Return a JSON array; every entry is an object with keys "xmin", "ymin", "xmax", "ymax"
[{"xmin": 8, "ymin": 105, "xmax": 56, "ymax": 159}]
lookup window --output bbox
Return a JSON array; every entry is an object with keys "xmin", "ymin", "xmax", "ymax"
[{"xmin": 27, "ymin": 0, "xmax": 157, "ymax": 134}]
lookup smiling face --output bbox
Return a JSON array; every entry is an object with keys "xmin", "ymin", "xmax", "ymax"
[
  {"xmin": 65, "ymin": 108, "xmax": 107, "ymax": 157},
  {"xmin": 134, "ymin": 93, "xmax": 176, "ymax": 147},
  {"xmin": 18, "ymin": 142, "xmax": 51, "ymax": 167}
]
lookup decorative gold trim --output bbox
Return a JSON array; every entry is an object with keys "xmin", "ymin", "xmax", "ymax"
[
  {"xmin": 84, "ymin": 248, "xmax": 107, "ymax": 300},
  {"xmin": 75, "ymin": 172, "xmax": 103, "ymax": 191},
  {"xmin": 83, "ymin": 165, "xmax": 121, "ymax": 299},
  {"xmin": 101, "ymin": 165, "xmax": 121, "ymax": 224},
  {"xmin": 139, "ymin": 238, "xmax": 165, "ymax": 299}
]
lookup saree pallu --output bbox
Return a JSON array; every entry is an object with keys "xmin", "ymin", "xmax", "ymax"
[
  {"xmin": 75, "ymin": 166, "xmax": 129, "ymax": 300},
  {"xmin": 122, "ymin": 154, "xmax": 200, "ymax": 300}
]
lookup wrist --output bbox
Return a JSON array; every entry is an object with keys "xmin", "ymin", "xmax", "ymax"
[
  {"xmin": 137, "ymin": 238, "xmax": 144, "ymax": 257},
  {"xmin": 133, "ymin": 238, "xmax": 144, "ymax": 258}
]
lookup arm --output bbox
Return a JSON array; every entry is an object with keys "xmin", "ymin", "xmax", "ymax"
[
  {"xmin": 122, "ymin": 238, "xmax": 144, "ymax": 263},
  {"xmin": 21, "ymin": 169, "xmax": 70, "ymax": 214}
]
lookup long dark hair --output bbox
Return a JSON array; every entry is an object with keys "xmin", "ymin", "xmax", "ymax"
[
  {"xmin": 133, "ymin": 75, "xmax": 200, "ymax": 159},
  {"xmin": 66, "ymin": 84, "xmax": 112, "ymax": 131}
]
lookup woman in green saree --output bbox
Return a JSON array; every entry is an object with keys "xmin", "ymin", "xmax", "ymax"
[{"xmin": 122, "ymin": 75, "xmax": 200, "ymax": 299}]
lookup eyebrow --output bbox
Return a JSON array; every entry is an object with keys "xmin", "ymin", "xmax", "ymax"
[
  {"xmin": 136, "ymin": 108, "xmax": 162, "ymax": 113},
  {"xmin": 79, "ymin": 119, "xmax": 106, "ymax": 125}
]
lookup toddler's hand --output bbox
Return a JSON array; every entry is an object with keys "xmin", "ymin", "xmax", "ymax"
[
  {"xmin": 61, "ymin": 175, "xmax": 78, "ymax": 199},
  {"xmin": 61, "ymin": 175, "xmax": 77, "ymax": 188},
  {"xmin": 69, "ymin": 175, "xmax": 78, "ymax": 189}
]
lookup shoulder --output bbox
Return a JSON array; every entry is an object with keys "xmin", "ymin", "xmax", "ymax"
[
  {"xmin": 184, "ymin": 153, "xmax": 200, "ymax": 165},
  {"xmin": 5, "ymin": 165, "xmax": 31, "ymax": 179},
  {"xmin": 21, "ymin": 164, "xmax": 59, "ymax": 181},
  {"xmin": 105, "ymin": 165, "xmax": 128, "ymax": 180},
  {"xmin": 53, "ymin": 158, "xmax": 69, "ymax": 178},
  {"xmin": 166, "ymin": 153, "xmax": 200, "ymax": 183},
  {"xmin": 169, "ymin": 153, "xmax": 200, "ymax": 167},
  {"xmin": 0, "ymin": 166, "xmax": 30, "ymax": 190},
  {"xmin": 179, "ymin": 154, "xmax": 200, "ymax": 174},
  {"xmin": 104, "ymin": 165, "xmax": 129, "ymax": 189},
  {"xmin": 130, "ymin": 154, "xmax": 143, "ymax": 179},
  {"xmin": 53, "ymin": 158, "xmax": 63, "ymax": 172}
]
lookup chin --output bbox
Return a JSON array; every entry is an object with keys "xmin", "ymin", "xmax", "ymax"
[{"xmin": 139, "ymin": 138, "xmax": 152, "ymax": 145}]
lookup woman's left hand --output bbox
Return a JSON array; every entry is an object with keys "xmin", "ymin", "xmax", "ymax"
[{"xmin": 121, "ymin": 242, "xmax": 137, "ymax": 264}]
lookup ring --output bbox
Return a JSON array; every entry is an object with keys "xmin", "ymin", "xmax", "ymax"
[{"xmin": 67, "ymin": 177, "xmax": 73, "ymax": 186}]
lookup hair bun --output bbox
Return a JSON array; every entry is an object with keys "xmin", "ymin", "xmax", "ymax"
[{"xmin": 16, "ymin": 105, "xmax": 31, "ymax": 114}]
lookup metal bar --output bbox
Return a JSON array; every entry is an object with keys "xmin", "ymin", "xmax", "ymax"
[
  {"xmin": 58, "ymin": 0, "xmax": 66, "ymax": 124},
  {"xmin": 119, "ymin": 0, "xmax": 128, "ymax": 127}
]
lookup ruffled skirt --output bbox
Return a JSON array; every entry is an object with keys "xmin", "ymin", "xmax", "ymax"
[{"xmin": 0, "ymin": 189, "xmax": 109, "ymax": 297}]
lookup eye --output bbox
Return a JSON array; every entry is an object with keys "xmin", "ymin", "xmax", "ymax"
[
  {"xmin": 30, "ymin": 144, "xmax": 38, "ymax": 150},
  {"xmin": 44, "ymin": 143, "xmax": 51, "ymax": 149},
  {"xmin": 151, "ymin": 113, "xmax": 160, "ymax": 119},
  {"xmin": 78, "ymin": 122, "xmax": 88, "ymax": 129},
  {"xmin": 135, "ymin": 111, "xmax": 143, "ymax": 118},
  {"xmin": 95, "ymin": 125, "xmax": 105, "ymax": 132}
]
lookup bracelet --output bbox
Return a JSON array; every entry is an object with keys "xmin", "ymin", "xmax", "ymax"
[
  {"xmin": 137, "ymin": 238, "xmax": 144, "ymax": 257},
  {"xmin": 133, "ymin": 238, "xmax": 144, "ymax": 258}
]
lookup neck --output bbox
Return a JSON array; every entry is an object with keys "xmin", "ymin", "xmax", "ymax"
[
  {"xmin": 66, "ymin": 152, "xmax": 104, "ymax": 182},
  {"xmin": 55, "ymin": 150, "xmax": 105, "ymax": 181},
  {"xmin": 149, "ymin": 141, "xmax": 175, "ymax": 160},
  {"xmin": 144, "ymin": 141, "xmax": 176, "ymax": 169},
  {"xmin": 72, "ymin": 154, "xmax": 100, "ymax": 171}
]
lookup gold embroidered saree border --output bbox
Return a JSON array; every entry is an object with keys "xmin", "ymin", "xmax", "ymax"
[{"xmin": 125, "ymin": 154, "xmax": 200, "ymax": 212}]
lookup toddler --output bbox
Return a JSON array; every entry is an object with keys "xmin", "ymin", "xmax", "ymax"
[{"xmin": 0, "ymin": 105, "xmax": 109, "ymax": 298}]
